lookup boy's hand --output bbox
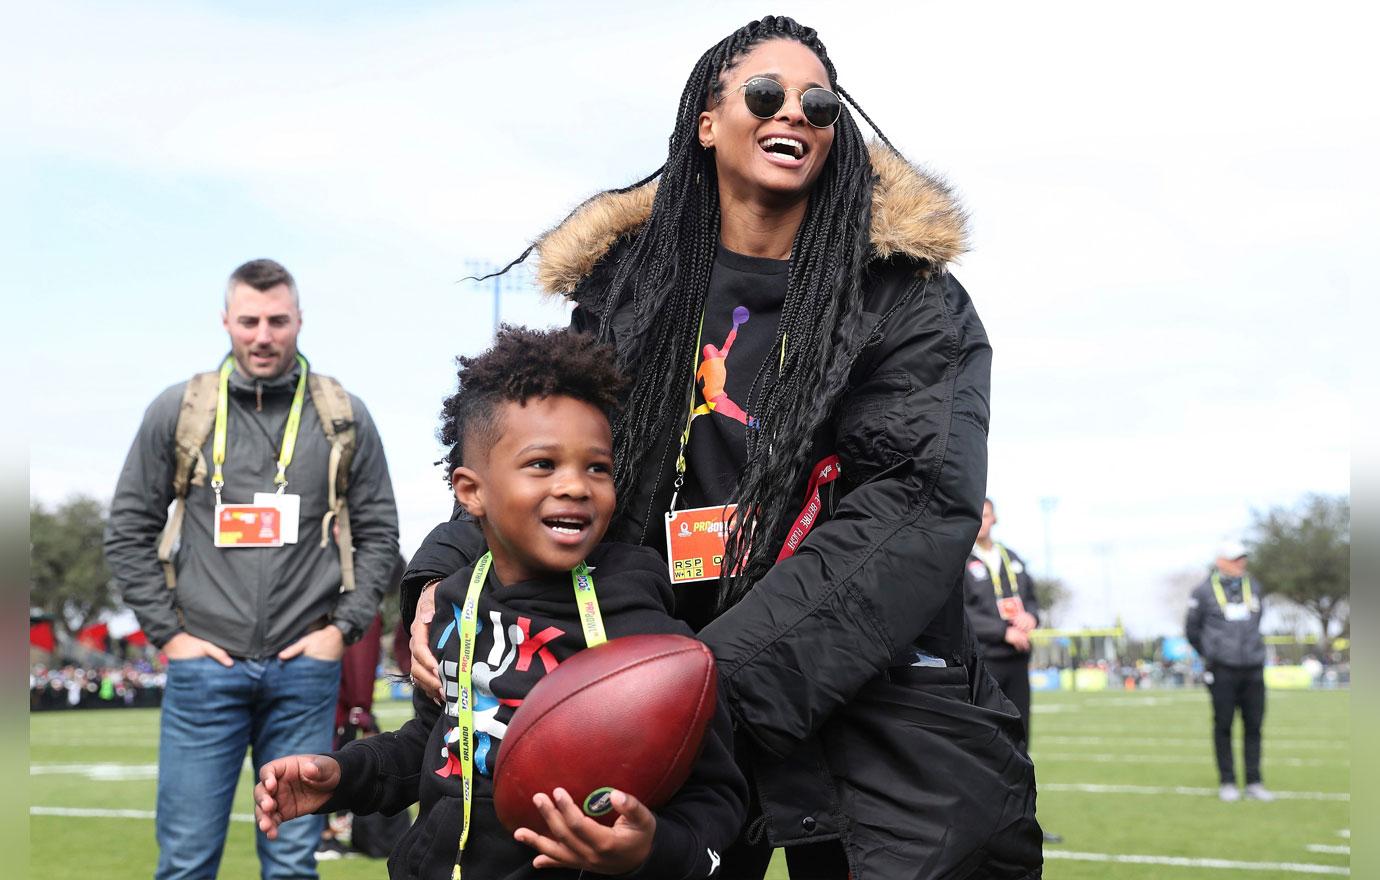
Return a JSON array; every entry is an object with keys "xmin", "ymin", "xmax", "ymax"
[
  {"xmin": 514, "ymin": 788, "xmax": 655, "ymax": 874},
  {"xmin": 254, "ymin": 755, "xmax": 342, "ymax": 839}
]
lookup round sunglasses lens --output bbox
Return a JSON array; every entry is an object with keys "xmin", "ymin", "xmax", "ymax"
[
  {"xmin": 801, "ymin": 89, "xmax": 841, "ymax": 127},
  {"xmin": 743, "ymin": 78, "xmax": 786, "ymax": 118}
]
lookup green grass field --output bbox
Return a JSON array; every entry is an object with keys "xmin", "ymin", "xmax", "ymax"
[{"xmin": 30, "ymin": 688, "xmax": 1349, "ymax": 878}]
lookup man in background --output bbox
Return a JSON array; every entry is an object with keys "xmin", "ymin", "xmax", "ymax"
[
  {"xmin": 105, "ymin": 259, "xmax": 399, "ymax": 879},
  {"xmin": 963, "ymin": 498, "xmax": 1061, "ymax": 844},
  {"xmin": 1186, "ymin": 538, "xmax": 1272, "ymax": 802},
  {"xmin": 963, "ymin": 498, "xmax": 1041, "ymax": 734}
]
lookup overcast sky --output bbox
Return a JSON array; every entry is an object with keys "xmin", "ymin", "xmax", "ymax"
[{"xmin": 15, "ymin": 1, "xmax": 1371, "ymax": 636}]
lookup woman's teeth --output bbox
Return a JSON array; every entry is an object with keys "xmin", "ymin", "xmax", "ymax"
[{"xmin": 761, "ymin": 136, "xmax": 804, "ymax": 158}]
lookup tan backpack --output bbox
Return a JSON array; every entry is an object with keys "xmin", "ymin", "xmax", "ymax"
[{"xmin": 155, "ymin": 371, "xmax": 358, "ymax": 591}]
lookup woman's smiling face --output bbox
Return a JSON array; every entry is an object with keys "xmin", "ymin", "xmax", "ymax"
[{"xmin": 699, "ymin": 39, "xmax": 835, "ymax": 206}]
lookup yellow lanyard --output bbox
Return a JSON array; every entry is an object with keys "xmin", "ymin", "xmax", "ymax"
[
  {"xmin": 671, "ymin": 314, "xmax": 708, "ymax": 501},
  {"xmin": 452, "ymin": 553, "xmax": 606, "ymax": 879},
  {"xmin": 210, "ymin": 354, "xmax": 309, "ymax": 503},
  {"xmin": 1210, "ymin": 572, "xmax": 1254, "ymax": 611},
  {"xmin": 985, "ymin": 544, "xmax": 1019, "ymax": 600}
]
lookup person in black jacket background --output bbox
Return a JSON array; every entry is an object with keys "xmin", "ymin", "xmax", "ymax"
[
  {"xmin": 962, "ymin": 498, "xmax": 1041, "ymax": 736},
  {"xmin": 1185, "ymin": 538, "xmax": 1273, "ymax": 802}
]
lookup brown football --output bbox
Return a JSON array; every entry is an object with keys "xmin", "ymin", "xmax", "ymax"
[{"xmin": 492, "ymin": 633, "xmax": 718, "ymax": 834}]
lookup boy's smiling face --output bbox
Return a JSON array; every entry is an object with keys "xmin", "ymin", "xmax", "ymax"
[{"xmin": 452, "ymin": 395, "xmax": 616, "ymax": 585}]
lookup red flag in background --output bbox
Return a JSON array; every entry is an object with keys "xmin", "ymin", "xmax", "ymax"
[
  {"xmin": 76, "ymin": 622, "xmax": 109, "ymax": 652},
  {"xmin": 29, "ymin": 620, "xmax": 56, "ymax": 652}
]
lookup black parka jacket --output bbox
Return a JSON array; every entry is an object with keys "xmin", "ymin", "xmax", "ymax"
[{"xmin": 404, "ymin": 145, "xmax": 1041, "ymax": 879}]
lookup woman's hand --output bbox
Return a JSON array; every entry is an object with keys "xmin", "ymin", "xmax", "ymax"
[
  {"xmin": 409, "ymin": 580, "xmax": 444, "ymax": 703},
  {"xmin": 514, "ymin": 788, "xmax": 656, "ymax": 874}
]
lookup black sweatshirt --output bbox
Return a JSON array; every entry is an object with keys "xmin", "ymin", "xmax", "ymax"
[{"xmin": 321, "ymin": 542, "xmax": 746, "ymax": 880}]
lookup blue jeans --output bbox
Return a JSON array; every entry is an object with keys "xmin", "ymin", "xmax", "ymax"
[{"xmin": 156, "ymin": 655, "xmax": 341, "ymax": 880}]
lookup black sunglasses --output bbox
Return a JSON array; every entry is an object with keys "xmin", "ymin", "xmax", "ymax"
[{"xmin": 715, "ymin": 77, "xmax": 841, "ymax": 129}]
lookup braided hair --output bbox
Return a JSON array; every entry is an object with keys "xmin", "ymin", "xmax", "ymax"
[{"xmin": 496, "ymin": 16, "xmax": 902, "ymax": 609}]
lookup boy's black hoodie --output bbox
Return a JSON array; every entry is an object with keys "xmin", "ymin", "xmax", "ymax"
[{"xmin": 321, "ymin": 542, "xmax": 746, "ymax": 880}]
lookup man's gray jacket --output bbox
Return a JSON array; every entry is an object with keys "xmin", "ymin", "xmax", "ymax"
[
  {"xmin": 105, "ymin": 358, "xmax": 399, "ymax": 658},
  {"xmin": 1185, "ymin": 570, "xmax": 1266, "ymax": 668}
]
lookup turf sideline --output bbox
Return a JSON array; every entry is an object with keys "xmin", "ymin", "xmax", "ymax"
[
  {"xmin": 1044, "ymin": 850, "xmax": 1349, "ymax": 875},
  {"xmin": 1042, "ymin": 782, "xmax": 1349, "ymax": 801},
  {"xmin": 30, "ymin": 806, "xmax": 254, "ymax": 822}
]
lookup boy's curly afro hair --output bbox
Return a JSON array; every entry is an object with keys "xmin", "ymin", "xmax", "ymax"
[{"xmin": 439, "ymin": 325, "xmax": 628, "ymax": 475}]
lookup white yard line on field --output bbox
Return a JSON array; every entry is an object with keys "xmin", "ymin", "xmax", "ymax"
[
  {"xmin": 30, "ymin": 806, "xmax": 254, "ymax": 822},
  {"xmin": 1045, "ymin": 850, "xmax": 1348, "ymax": 875},
  {"xmin": 1307, "ymin": 845, "xmax": 1350, "ymax": 855},
  {"xmin": 30, "ymin": 763, "xmax": 159, "ymax": 780},
  {"xmin": 1032, "ymin": 697, "xmax": 1203, "ymax": 712},
  {"xmin": 1034, "ymin": 752, "xmax": 1338, "ymax": 767},
  {"xmin": 1042, "ymin": 783, "xmax": 1348, "ymax": 801},
  {"xmin": 1037, "ymin": 735, "xmax": 1349, "ymax": 751}
]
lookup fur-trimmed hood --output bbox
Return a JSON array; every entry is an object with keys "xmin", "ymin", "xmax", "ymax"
[{"xmin": 534, "ymin": 142, "xmax": 968, "ymax": 296}]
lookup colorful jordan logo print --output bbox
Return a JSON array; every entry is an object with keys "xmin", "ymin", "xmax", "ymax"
[{"xmin": 694, "ymin": 305, "xmax": 757, "ymax": 428}]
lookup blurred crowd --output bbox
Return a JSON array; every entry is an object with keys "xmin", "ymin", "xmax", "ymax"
[{"xmin": 30, "ymin": 662, "xmax": 167, "ymax": 711}]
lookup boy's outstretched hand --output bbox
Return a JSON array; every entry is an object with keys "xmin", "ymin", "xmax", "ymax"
[
  {"xmin": 254, "ymin": 755, "xmax": 342, "ymax": 839},
  {"xmin": 514, "ymin": 788, "xmax": 655, "ymax": 874}
]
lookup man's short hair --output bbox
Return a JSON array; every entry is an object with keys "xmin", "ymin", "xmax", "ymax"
[
  {"xmin": 439, "ymin": 325, "xmax": 627, "ymax": 473},
  {"xmin": 226, "ymin": 259, "xmax": 298, "ymax": 307}
]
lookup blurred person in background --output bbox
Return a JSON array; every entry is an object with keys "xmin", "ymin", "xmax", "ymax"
[
  {"xmin": 1185, "ymin": 538, "xmax": 1272, "ymax": 802},
  {"xmin": 963, "ymin": 499, "xmax": 1040, "ymax": 734},
  {"xmin": 963, "ymin": 497, "xmax": 1060, "ymax": 843}
]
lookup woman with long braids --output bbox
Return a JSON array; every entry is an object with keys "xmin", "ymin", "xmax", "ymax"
[{"xmin": 405, "ymin": 16, "xmax": 1042, "ymax": 879}]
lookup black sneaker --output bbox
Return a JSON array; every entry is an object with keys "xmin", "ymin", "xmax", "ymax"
[{"xmin": 315, "ymin": 838, "xmax": 354, "ymax": 861}]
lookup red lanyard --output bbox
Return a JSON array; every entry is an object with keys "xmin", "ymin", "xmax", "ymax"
[{"xmin": 776, "ymin": 455, "xmax": 843, "ymax": 562}]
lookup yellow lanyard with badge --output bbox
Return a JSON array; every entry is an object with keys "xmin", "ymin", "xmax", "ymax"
[
  {"xmin": 664, "ymin": 315, "xmax": 740, "ymax": 583},
  {"xmin": 210, "ymin": 354, "xmax": 309, "ymax": 548},
  {"xmin": 663, "ymin": 320, "xmax": 841, "ymax": 583},
  {"xmin": 984, "ymin": 544, "xmax": 1026, "ymax": 622},
  {"xmin": 1211, "ymin": 571, "xmax": 1256, "ymax": 622},
  {"xmin": 449, "ymin": 552, "xmax": 607, "ymax": 879}
]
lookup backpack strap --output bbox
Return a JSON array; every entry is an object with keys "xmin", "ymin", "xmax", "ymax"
[
  {"xmin": 308, "ymin": 373, "xmax": 357, "ymax": 591},
  {"xmin": 157, "ymin": 372, "xmax": 220, "ymax": 588}
]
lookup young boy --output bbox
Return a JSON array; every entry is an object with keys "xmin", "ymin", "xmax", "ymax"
[{"xmin": 254, "ymin": 327, "xmax": 746, "ymax": 880}]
